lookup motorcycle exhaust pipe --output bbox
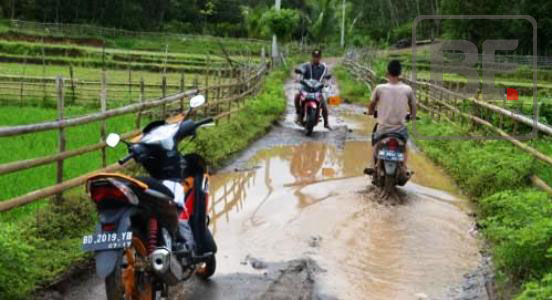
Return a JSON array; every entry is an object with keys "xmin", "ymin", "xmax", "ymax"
[{"xmin": 151, "ymin": 247, "xmax": 183, "ymax": 285}]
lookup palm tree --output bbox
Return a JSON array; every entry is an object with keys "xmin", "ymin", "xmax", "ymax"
[{"xmin": 306, "ymin": 0, "xmax": 337, "ymax": 44}]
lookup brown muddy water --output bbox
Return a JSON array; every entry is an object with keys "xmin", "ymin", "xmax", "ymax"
[
  {"xmin": 206, "ymin": 131, "xmax": 481, "ymax": 299},
  {"xmin": 50, "ymin": 64, "xmax": 487, "ymax": 300}
]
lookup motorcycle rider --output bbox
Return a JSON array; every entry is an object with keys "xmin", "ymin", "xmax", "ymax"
[
  {"xmin": 295, "ymin": 49, "xmax": 332, "ymax": 130},
  {"xmin": 365, "ymin": 60, "xmax": 416, "ymax": 175}
]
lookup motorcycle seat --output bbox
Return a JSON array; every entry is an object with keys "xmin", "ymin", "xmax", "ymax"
[
  {"xmin": 378, "ymin": 132, "xmax": 407, "ymax": 142},
  {"xmin": 136, "ymin": 176, "xmax": 175, "ymax": 200},
  {"xmin": 372, "ymin": 126, "xmax": 409, "ymax": 146}
]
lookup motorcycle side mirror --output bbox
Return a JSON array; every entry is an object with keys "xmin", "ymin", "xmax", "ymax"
[
  {"xmin": 294, "ymin": 69, "xmax": 303, "ymax": 75},
  {"xmin": 106, "ymin": 133, "xmax": 121, "ymax": 148},
  {"xmin": 324, "ymin": 74, "xmax": 332, "ymax": 80},
  {"xmin": 190, "ymin": 95, "xmax": 206, "ymax": 108}
]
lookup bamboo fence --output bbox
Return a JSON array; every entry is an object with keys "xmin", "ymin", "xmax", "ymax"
[
  {"xmin": 343, "ymin": 55, "xmax": 552, "ymax": 195},
  {"xmin": 0, "ymin": 56, "xmax": 269, "ymax": 212}
]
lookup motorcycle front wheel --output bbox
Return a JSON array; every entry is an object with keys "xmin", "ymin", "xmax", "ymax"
[
  {"xmin": 195, "ymin": 254, "xmax": 217, "ymax": 280},
  {"xmin": 305, "ymin": 107, "xmax": 316, "ymax": 136},
  {"xmin": 105, "ymin": 231, "xmax": 155, "ymax": 300}
]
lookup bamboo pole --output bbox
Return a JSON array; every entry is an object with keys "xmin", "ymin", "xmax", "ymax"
[
  {"xmin": 136, "ymin": 77, "xmax": 145, "ymax": 129},
  {"xmin": 180, "ymin": 72, "xmax": 185, "ymax": 113},
  {"xmin": 161, "ymin": 75, "xmax": 167, "ymax": 118},
  {"xmin": 55, "ymin": 76, "xmax": 65, "ymax": 204},
  {"xmin": 531, "ymin": 175, "xmax": 552, "ymax": 197},
  {"xmin": 100, "ymin": 71, "xmax": 108, "ymax": 167},
  {"xmin": 0, "ymin": 130, "xmax": 141, "ymax": 176},
  {"xmin": 0, "ymin": 89, "xmax": 198, "ymax": 137}
]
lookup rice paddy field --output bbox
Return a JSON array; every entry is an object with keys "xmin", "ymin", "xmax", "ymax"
[{"xmin": 0, "ymin": 20, "xmax": 268, "ymax": 221}]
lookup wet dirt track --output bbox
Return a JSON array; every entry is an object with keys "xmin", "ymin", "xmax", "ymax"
[{"xmin": 52, "ymin": 62, "xmax": 491, "ymax": 300}]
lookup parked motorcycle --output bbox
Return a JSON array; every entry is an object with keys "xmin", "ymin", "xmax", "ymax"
[
  {"xmin": 365, "ymin": 113, "xmax": 412, "ymax": 195},
  {"xmin": 82, "ymin": 95, "xmax": 217, "ymax": 300},
  {"xmin": 294, "ymin": 68, "xmax": 331, "ymax": 136}
]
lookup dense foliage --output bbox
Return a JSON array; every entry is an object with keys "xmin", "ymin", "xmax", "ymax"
[{"xmin": 1, "ymin": 0, "xmax": 550, "ymax": 52}]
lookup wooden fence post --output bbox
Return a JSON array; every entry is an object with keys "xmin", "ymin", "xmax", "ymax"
[
  {"xmin": 161, "ymin": 75, "xmax": 167, "ymax": 118},
  {"xmin": 216, "ymin": 69, "xmax": 222, "ymax": 123},
  {"xmin": 204, "ymin": 55, "xmax": 210, "ymax": 117},
  {"xmin": 100, "ymin": 71, "xmax": 108, "ymax": 167},
  {"xmin": 55, "ymin": 76, "xmax": 66, "ymax": 204},
  {"xmin": 69, "ymin": 65, "xmax": 76, "ymax": 104},
  {"xmin": 136, "ymin": 77, "xmax": 145, "ymax": 129},
  {"xmin": 128, "ymin": 67, "xmax": 132, "ymax": 103},
  {"xmin": 19, "ymin": 74, "xmax": 24, "ymax": 106},
  {"xmin": 180, "ymin": 72, "xmax": 185, "ymax": 113}
]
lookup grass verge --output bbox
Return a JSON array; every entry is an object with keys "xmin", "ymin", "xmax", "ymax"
[
  {"xmin": 0, "ymin": 64, "xmax": 289, "ymax": 299},
  {"xmin": 333, "ymin": 65, "xmax": 371, "ymax": 104},
  {"xmin": 413, "ymin": 116, "xmax": 552, "ymax": 299}
]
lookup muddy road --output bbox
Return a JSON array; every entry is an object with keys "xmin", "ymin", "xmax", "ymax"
[{"xmin": 49, "ymin": 62, "xmax": 491, "ymax": 300}]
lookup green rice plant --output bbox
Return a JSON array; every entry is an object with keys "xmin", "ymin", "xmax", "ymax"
[{"xmin": 333, "ymin": 65, "xmax": 371, "ymax": 104}]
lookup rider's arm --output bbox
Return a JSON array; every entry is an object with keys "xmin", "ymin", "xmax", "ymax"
[
  {"xmin": 408, "ymin": 88, "xmax": 417, "ymax": 119},
  {"xmin": 368, "ymin": 86, "xmax": 379, "ymax": 116}
]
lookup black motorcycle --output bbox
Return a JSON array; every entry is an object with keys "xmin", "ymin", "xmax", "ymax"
[{"xmin": 82, "ymin": 95, "xmax": 217, "ymax": 300}]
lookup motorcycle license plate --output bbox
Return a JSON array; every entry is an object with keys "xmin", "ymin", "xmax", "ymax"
[
  {"xmin": 378, "ymin": 150, "xmax": 404, "ymax": 162},
  {"xmin": 82, "ymin": 232, "xmax": 133, "ymax": 252}
]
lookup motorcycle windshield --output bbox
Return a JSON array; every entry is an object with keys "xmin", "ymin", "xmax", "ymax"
[
  {"xmin": 140, "ymin": 123, "xmax": 179, "ymax": 150},
  {"xmin": 302, "ymin": 79, "xmax": 323, "ymax": 93}
]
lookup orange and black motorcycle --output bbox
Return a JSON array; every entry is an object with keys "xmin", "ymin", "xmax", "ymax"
[{"xmin": 82, "ymin": 95, "xmax": 217, "ymax": 300}]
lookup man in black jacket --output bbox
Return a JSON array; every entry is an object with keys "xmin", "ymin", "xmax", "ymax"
[{"xmin": 294, "ymin": 50, "xmax": 332, "ymax": 130}]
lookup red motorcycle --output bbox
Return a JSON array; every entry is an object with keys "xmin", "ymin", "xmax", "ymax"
[
  {"xmin": 82, "ymin": 95, "xmax": 217, "ymax": 300},
  {"xmin": 294, "ymin": 69, "xmax": 331, "ymax": 136}
]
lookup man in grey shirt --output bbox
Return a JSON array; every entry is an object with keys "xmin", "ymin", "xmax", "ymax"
[{"xmin": 366, "ymin": 60, "xmax": 416, "ymax": 172}]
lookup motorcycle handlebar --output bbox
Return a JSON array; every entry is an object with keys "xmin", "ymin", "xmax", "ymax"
[
  {"xmin": 118, "ymin": 153, "xmax": 134, "ymax": 165},
  {"xmin": 196, "ymin": 117, "xmax": 214, "ymax": 128}
]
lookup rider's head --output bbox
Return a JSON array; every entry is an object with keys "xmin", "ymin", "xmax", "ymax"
[
  {"xmin": 312, "ymin": 50, "xmax": 322, "ymax": 65},
  {"xmin": 387, "ymin": 60, "xmax": 402, "ymax": 79}
]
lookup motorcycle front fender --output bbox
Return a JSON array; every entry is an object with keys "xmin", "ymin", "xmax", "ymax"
[
  {"xmin": 305, "ymin": 101, "xmax": 318, "ymax": 109},
  {"xmin": 94, "ymin": 208, "xmax": 135, "ymax": 279},
  {"xmin": 383, "ymin": 161, "xmax": 398, "ymax": 176}
]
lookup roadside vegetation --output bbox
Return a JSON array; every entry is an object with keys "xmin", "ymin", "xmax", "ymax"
[
  {"xmin": 338, "ymin": 60, "xmax": 552, "ymax": 298},
  {"xmin": 0, "ymin": 63, "xmax": 290, "ymax": 300},
  {"xmin": 413, "ymin": 118, "xmax": 552, "ymax": 299},
  {"xmin": 333, "ymin": 65, "xmax": 371, "ymax": 104}
]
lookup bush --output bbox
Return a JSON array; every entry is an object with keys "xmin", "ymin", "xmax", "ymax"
[
  {"xmin": 518, "ymin": 274, "xmax": 552, "ymax": 299},
  {"xmin": 480, "ymin": 190, "xmax": 552, "ymax": 281}
]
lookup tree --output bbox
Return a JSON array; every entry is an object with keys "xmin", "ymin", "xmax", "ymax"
[{"xmin": 262, "ymin": 8, "xmax": 300, "ymax": 42}]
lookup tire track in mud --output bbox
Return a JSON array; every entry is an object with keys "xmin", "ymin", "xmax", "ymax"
[{"xmin": 36, "ymin": 60, "xmax": 492, "ymax": 300}]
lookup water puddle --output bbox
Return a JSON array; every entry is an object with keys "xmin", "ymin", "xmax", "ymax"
[{"xmin": 207, "ymin": 135, "xmax": 480, "ymax": 299}]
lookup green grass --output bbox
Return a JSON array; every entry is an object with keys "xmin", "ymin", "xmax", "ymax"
[
  {"xmin": 0, "ymin": 62, "xmax": 289, "ymax": 300},
  {"xmin": 413, "ymin": 115, "xmax": 552, "ymax": 299},
  {"xmin": 333, "ymin": 65, "xmax": 371, "ymax": 104},
  {"xmin": 0, "ymin": 106, "xmax": 136, "ymax": 222},
  {"xmin": 2, "ymin": 25, "xmax": 269, "ymax": 56},
  {"xmin": 0, "ymin": 61, "xmax": 238, "ymax": 106}
]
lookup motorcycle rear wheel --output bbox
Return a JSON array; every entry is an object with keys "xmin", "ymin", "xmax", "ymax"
[
  {"xmin": 105, "ymin": 231, "xmax": 155, "ymax": 300},
  {"xmin": 384, "ymin": 175, "xmax": 396, "ymax": 195}
]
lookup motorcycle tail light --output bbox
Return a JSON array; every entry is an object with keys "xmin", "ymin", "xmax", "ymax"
[
  {"xmin": 102, "ymin": 223, "xmax": 116, "ymax": 232},
  {"xmin": 386, "ymin": 138, "xmax": 399, "ymax": 151},
  {"xmin": 89, "ymin": 179, "xmax": 139, "ymax": 205}
]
